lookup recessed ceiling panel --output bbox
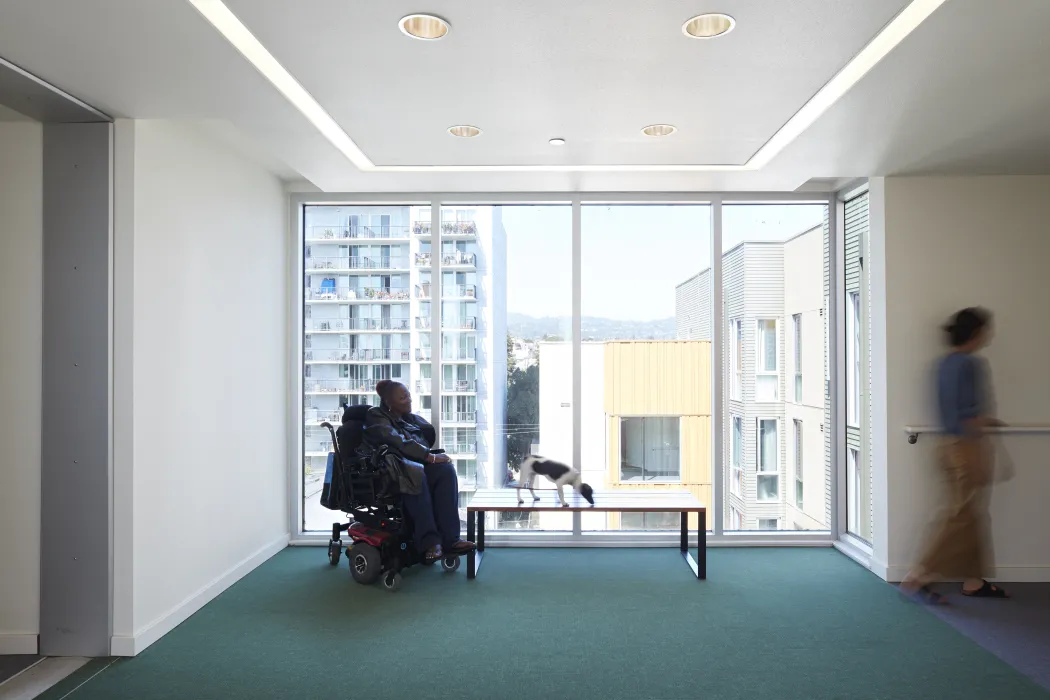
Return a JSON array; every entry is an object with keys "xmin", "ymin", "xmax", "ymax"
[{"xmin": 225, "ymin": 0, "xmax": 912, "ymax": 167}]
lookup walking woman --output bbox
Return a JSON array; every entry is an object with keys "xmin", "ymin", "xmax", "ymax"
[{"xmin": 902, "ymin": 307, "xmax": 1009, "ymax": 604}]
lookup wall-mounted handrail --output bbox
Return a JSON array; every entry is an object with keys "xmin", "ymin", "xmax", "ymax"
[{"xmin": 904, "ymin": 424, "xmax": 1050, "ymax": 444}]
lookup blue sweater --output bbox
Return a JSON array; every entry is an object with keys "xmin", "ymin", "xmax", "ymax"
[{"xmin": 936, "ymin": 352, "xmax": 984, "ymax": 436}]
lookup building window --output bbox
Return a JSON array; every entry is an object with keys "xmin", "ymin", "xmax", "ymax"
[
  {"xmin": 621, "ymin": 512, "xmax": 679, "ymax": 530},
  {"xmin": 758, "ymin": 518, "xmax": 779, "ymax": 531},
  {"xmin": 729, "ymin": 319, "xmax": 742, "ymax": 400},
  {"xmin": 847, "ymin": 291, "xmax": 861, "ymax": 426},
  {"xmin": 756, "ymin": 319, "xmax": 778, "ymax": 402},
  {"xmin": 847, "ymin": 448, "xmax": 860, "ymax": 534},
  {"xmin": 731, "ymin": 416, "xmax": 743, "ymax": 496},
  {"xmin": 792, "ymin": 313, "xmax": 802, "ymax": 403},
  {"xmin": 619, "ymin": 417, "xmax": 681, "ymax": 482},
  {"xmin": 794, "ymin": 419, "xmax": 803, "ymax": 509},
  {"xmin": 730, "ymin": 506, "xmax": 742, "ymax": 530},
  {"xmin": 756, "ymin": 418, "xmax": 779, "ymax": 502}
]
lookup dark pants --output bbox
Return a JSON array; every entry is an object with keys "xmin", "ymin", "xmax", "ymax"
[{"xmin": 400, "ymin": 460, "xmax": 461, "ymax": 551}]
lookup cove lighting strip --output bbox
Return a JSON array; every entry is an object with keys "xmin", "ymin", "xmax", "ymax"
[{"xmin": 188, "ymin": 0, "xmax": 949, "ymax": 173}]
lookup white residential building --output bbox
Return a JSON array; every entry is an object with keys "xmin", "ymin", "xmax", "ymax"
[
  {"xmin": 675, "ymin": 226, "xmax": 829, "ymax": 531},
  {"xmin": 301, "ymin": 205, "xmax": 507, "ymax": 530}
]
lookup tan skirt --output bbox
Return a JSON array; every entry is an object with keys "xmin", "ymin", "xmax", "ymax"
[{"xmin": 916, "ymin": 436, "xmax": 994, "ymax": 580}]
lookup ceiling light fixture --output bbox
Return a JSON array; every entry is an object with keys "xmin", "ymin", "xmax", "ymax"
[
  {"xmin": 682, "ymin": 13, "xmax": 736, "ymax": 39},
  {"xmin": 189, "ymin": 0, "xmax": 948, "ymax": 173},
  {"xmin": 641, "ymin": 124, "xmax": 677, "ymax": 137},
  {"xmin": 448, "ymin": 125, "xmax": 481, "ymax": 138},
  {"xmin": 185, "ymin": 0, "xmax": 373, "ymax": 170},
  {"xmin": 549, "ymin": 138, "xmax": 566, "ymax": 146},
  {"xmin": 398, "ymin": 14, "xmax": 451, "ymax": 41}
]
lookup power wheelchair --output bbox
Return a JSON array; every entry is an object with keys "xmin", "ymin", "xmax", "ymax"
[{"xmin": 320, "ymin": 404, "xmax": 463, "ymax": 592}]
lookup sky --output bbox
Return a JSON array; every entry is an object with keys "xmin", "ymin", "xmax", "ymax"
[{"xmin": 502, "ymin": 204, "xmax": 825, "ymax": 320}]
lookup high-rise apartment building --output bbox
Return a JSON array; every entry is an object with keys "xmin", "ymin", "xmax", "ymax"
[{"xmin": 301, "ymin": 205, "xmax": 507, "ymax": 531}]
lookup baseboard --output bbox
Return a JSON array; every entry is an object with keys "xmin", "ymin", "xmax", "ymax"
[
  {"xmin": 879, "ymin": 565, "xmax": 1050, "ymax": 584},
  {"xmin": 0, "ymin": 633, "xmax": 38, "ymax": 654},
  {"xmin": 110, "ymin": 533, "xmax": 289, "ymax": 657}
]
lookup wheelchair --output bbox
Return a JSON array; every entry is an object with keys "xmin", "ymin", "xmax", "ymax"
[{"xmin": 320, "ymin": 404, "xmax": 463, "ymax": 592}]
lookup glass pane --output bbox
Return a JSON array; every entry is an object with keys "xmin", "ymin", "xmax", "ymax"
[
  {"xmin": 440, "ymin": 205, "xmax": 573, "ymax": 531},
  {"xmin": 579, "ymin": 204, "xmax": 713, "ymax": 532},
  {"xmin": 722, "ymin": 204, "xmax": 831, "ymax": 532},
  {"xmin": 302, "ymin": 204, "xmax": 428, "ymax": 532},
  {"xmin": 844, "ymin": 191, "xmax": 873, "ymax": 543}
]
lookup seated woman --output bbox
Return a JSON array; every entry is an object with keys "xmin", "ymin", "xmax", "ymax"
[{"xmin": 365, "ymin": 379, "xmax": 475, "ymax": 563}]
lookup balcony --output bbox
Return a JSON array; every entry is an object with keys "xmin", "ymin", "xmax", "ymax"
[
  {"xmin": 415, "ymin": 347, "xmax": 477, "ymax": 362},
  {"xmin": 306, "ymin": 286, "xmax": 409, "ymax": 303},
  {"xmin": 305, "ymin": 318, "xmax": 411, "ymax": 333},
  {"xmin": 413, "ymin": 252, "xmax": 477, "ymax": 269},
  {"xmin": 443, "ymin": 379, "xmax": 477, "ymax": 393},
  {"xmin": 441, "ymin": 221, "xmax": 478, "ymax": 238},
  {"xmin": 304, "ymin": 408, "xmax": 343, "ymax": 424},
  {"xmin": 442, "ymin": 410, "xmax": 477, "ymax": 424},
  {"xmin": 415, "ymin": 283, "xmax": 477, "ymax": 300},
  {"xmin": 446, "ymin": 442, "xmax": 478, "ymax": 456},
  {"xmin": 412, "ymin": 221, "xmax": 431, "ymax": 236},
  {"xmin": 304, "ymin": 348, "xmax": 411, "ymax": 363},
  {"xmin": 305, "ymin": 224, "xmax": 412, "ymax": 242},
  {"xmin": 415, "ymin": 316, "xmax": 477, "ymax": 331},
  {"xmin": 306, "ymin": 256, "xmax": 408, "ymax": 273},
  {"xmin": 305, "ymin": 379, "xmax": 378, "ymax": 394}
]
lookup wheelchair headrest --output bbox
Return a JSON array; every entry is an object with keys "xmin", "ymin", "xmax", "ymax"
[{"xmin": 341, "ymin": 403, "xmax": 371, "ymax": 425}]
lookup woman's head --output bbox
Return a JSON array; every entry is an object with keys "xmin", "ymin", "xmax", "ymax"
[
  {"xmin": 376, "ymin": 379, "xmax": 412, "ymax": 414},
  {"xmin": 944, "ymin": 307, "xmax": 992, "ymax": 350}
]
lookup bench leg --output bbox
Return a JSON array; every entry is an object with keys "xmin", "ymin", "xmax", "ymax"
[
  {"xmin": 467, "ymin": 510, "xmax": 485, "ymax": 579},
  {"xmin": 681, "ymin": 511, "xmax": 707, "ymax": 580}
]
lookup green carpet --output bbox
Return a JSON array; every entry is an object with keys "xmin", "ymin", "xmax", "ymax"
[{"xmin": 40, "ymin": 547, "xmax": 1049, "ymax": 700}]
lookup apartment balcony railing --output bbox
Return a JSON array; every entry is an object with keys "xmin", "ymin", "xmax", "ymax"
[
  {"xmin": 305, "ymin": 440, "xmax": 333, "ymax": 455},
  {"xmin": 441, "ymin": 221, "xmax": 478, "ymax": 236},
  {"xmin": 414, "ymin": 316, "xmax": 477, "ymax": 331},
  {"xmin": 304, "ymin": 408, "xmax": 344, "ymax": 424},
  {"xmin": 306, "ymin": 225, "xmax": 412, "ymax": 241},
  {"xmin": 306, "ymin": 256, "xmax": 408, "ymax": 271},
  {"xmin": 442, "ymin": 410, "xmax": 477, "ymax": 423},
  {"xmin": 414, "ymin": 347, "xmax": 477, "ymax": 362},
  {"xmin": 306, "ymin": 318, "xmax": 411, "ymax": 332},
  {"xmin": 305, "ymin": 379, "xmax": 377, "ymax": 394},
  {"xmin": 305, "ymin": 348, "xmax": 411, "ymax": 362},
  {"xmin": 413, "ymin": 380, "xmax": 476, "ymax": 395},
  {"xmin": 412, "ymin": 221, "xmax": 431, "ymax": 235},
  {"xmin": 413, "ymin": 252, "xmax": 477, "ymax": 268},
  {"xmin": 306, "ymin": 286, "xmax": 409, "ymax": 302},
  {"xmin": 415, "ymin": 283, "xmax": 477, "ymax": 300},
  {"xmin": 446, "ymin": 442, "xmax": 478, "ymax": 456}
]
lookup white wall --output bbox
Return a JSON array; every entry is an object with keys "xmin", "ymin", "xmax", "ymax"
[
  {"xmin": 0, "ymin": 120, "xmax": 43, "ymax": 654},
  {"xmin": 871, "ymin": 176, "xmax": 1050, "ymax": 581},
  {"xmin": 112, "ymin": 120, "xmax": 289, "ymax": 654}
]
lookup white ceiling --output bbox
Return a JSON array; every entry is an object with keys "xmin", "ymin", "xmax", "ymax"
[{"xmin": 0, "ymin": 0, "xmax": 1048, "ymax": 191}]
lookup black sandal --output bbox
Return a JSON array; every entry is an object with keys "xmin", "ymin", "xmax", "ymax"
[
  {"xmin": 962, "ymin": 581, "xmax": 1009, "ymax": 598},
  {"xmin": 423, "ymin": 545, "xmax": 444, "ymax": 563},
  {"xmin": 904, "ymin": 585, "xmax": 948, "ymax": 605}
]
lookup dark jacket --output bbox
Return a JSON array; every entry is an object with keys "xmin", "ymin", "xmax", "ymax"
[{"xmin": 364, "ymin": 406, "xmax": 436, "ymax": 496}]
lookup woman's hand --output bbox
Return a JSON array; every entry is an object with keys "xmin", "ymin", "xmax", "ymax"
[{"xmin": 426, "ymin": 453, "xmax": 451, "ymax": 464}]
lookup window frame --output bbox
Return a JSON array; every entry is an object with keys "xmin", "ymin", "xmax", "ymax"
[
  {"xmin": 729, "ymin": 318, "xmax": 743, "ymax": 401},
  {"xmin": 756, "ymin": 417, "xmax": 780, "ymax": 503},
  {"xmin": 755, "ymin": 318, "xmax": 779, "ymax": 402},
  {"xmin": 291, "ymin": 191, "xmax": 844, "ymax": 547},
  {"xmin": 847, "ymin": 291, "xmax": 861, "ymax": 427},
  {"xmin": 793, "ymin": 419, "xmax": 803, "ymax": 510},
  {"xmin": 792, "ymin": 313, "xmax": 802, "ymax": 403},
  {"xmin": 730, "ymin": 415, "xmax": 743, "ymax": 497},
  {"xmin": 618, "ymin": 415, "xmax": 683, "ymax": 484}
]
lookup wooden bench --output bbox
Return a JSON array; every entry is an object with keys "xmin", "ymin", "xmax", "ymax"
[{"xmin": 465, "ymin": 489, "xmax": 707, "ymax": 581}]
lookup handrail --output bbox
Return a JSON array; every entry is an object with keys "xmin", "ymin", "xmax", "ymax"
[{"xmin": 905, "ymin": 424, "xmax": 1050, "ymax": 444}]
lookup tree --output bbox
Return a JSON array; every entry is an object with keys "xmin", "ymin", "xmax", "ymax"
[{"xmin": 504, "ymin": 333, "xmax": 540, "ymax": 485}]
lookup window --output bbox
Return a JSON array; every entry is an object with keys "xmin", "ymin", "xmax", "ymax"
[
  {"xmin": 792, "ymin": 313, "xmax": 802, "ymax": 403},
  {"xmin": 621, "ymin": 512, "xmax": 679, "ymax": 530},
  {"xmin": 758, "ymin": 518, "xmax": 779, "ymax": 531},
  {"xmin": 756, "ymin": 418, "xmax": 779, "ymax": 501},
  {"xmin": 847, "ymin": 291, "xmax": 861, "ymax": 426},
  {"xmin": 730, "ymin": 507, "xmax": 742, "ymax": 530},
  {"xmin": 729, "ymin": 319, "xmax": 742, "ymax": 400},
  {"xmin": 793, "ymin": 419, "xmax": 803, "ymax": 509},
  {"xmin": 847, "ymin": 448, "xmax": 860, "ymax": 534},
  {"xmin": 619, "ymin": 417, "xmax": 681, "ymax": 482},
  {"xmin": 756, "ymin": 319, "xmax": 778, "ymax": 401},
  {"xmin": 731, "ymin": 416, "xmax": 743, "ymax": 496}
]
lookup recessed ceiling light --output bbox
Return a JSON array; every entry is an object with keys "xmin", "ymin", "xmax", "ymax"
[
  {"xmin": 641, "ymin": 124, "xmax": 677, "ymax": 137},
  {"xmin": 549, "ymin": 138, "xmax": 566, "ymax": 146},
  {"xmin": 448, "ymin": 125, "xmax": 481, "ymax": 138},
  {"xmin": 682, "ymin": 13, "xmax": 736, "ymax": 39},
  {"xmin": 399, "ymin": 14, "xmax": 451, "ymax": 41}
]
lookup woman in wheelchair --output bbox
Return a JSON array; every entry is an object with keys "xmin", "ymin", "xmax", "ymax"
[{"xmin": 365, "ymin": 379, "xmax": 476, "ymax": 563}]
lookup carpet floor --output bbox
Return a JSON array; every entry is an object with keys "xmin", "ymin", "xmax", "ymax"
[{"xmin": 36, "ymin": 548, "xmax": 1050, "ymax": 700}]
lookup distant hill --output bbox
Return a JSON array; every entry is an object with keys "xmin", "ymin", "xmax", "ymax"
[{"xmin": 507, "ymin": 313, "xmax": 675, "ymax": 341}]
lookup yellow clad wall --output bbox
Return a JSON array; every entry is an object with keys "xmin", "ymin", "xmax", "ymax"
[{"xmin": 602, "ymin": 342, "xmax": 713, "ymax": 530}]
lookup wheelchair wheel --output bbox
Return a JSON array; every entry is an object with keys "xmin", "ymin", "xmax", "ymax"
[
  {"xmin": 348, "ymin": 543, "xmax": 382, "ymax": 585},
  {"xmin": 382, "ymin": 571, "xmax": 403, "ymax": 592},
  {"xmin": 441, "ymin": 556, "xmax": 460, "ymax": 573},
  {"xmin": 328, "ymin": 540, "xmax": 342, "ymax": 566}
]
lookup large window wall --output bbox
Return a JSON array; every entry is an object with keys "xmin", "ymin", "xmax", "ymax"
[{"xmin": 296, "ymin": 195, "xmax": 850, "ymax": 544}]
